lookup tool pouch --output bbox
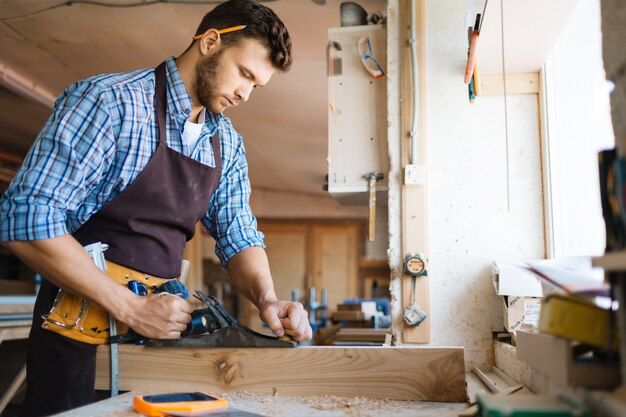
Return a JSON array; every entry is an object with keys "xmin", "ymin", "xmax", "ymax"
[{"xmin": 41, "ymin": 261, "xmax": 172, "ymax": 345}]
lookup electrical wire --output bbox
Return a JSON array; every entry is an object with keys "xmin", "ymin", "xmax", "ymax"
[
  {"xmin": 409, "ymin": 0, "xmax": 418, "ymax": 166},
  {"xmin": 0, "ymin": 0, "xmax": 263, "ymax": 22}
]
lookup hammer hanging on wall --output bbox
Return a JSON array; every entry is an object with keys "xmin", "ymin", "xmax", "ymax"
[{"xmin": 363, "ymin": 172, "xmax": 383, "ymax": 241}]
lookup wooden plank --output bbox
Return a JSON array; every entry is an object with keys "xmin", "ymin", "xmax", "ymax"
[
  {"xmin": 0, "ymin": 326, "xmax": 30, "ymax": 344},
  {"xmin": 0, "ymin": 304, "xmax": 33, "ymax": 315},
  {"xmin": 401, "ymin": 0, "xmax": 430, "ymax": 345},
  {"xmin": 479, "ymin": 73, "xmax": 540, "ymax": 96},
  {"xmin": 0, "ymin": 279, "xmax": 35, "ymax": 295},
  {"xmin": 0, "ymin": 296, "xmax": 35, "ymax": 314},
  {"xmin": 95, "ymin": 345, "xmax": 467, "ymax": 402},
  {"xmin": 331, "ymin": 311, "xmax": 365, "ymax": 321},
  {"xmin": 0, "ymin": 365, "xmax": 25, "ymax": 414},
  {"xmin": 593, "ymin": 250, "xmax": 626, "ymax": 273},
  {"xmin": 335, "ymin": 328, "xmax": 390, "ymax": 342}
]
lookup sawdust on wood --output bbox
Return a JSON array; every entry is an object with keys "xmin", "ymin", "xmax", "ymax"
[{"xmin": 221, "ymin": 391, "xmax": 405, "ymax": 417}]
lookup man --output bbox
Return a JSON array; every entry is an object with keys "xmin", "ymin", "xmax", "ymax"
[{"xmin": 0, "ymin": 0, "xmax": 312, "ymax": 415}]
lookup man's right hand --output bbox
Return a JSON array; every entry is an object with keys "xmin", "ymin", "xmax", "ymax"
[
  {"xmin": 3, "ymin": 235, "xmax": 195, "ymax": 340},
  {"xmin": 121, "ymin": 292, "xmax": 194, "ymax": 340}
]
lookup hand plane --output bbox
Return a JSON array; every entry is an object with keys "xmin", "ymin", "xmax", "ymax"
[{"xmin": 147, "ymin": 290, "xmax": 297, "ymax": 348}]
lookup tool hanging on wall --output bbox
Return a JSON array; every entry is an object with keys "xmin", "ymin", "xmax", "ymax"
[
  {"xmin": 464, "ymin": 13, "xmax": 481, "ymax": 103},
  {"xmin": 363, "ymin": 172, "xmax": 383, "ymax": 241},
  {"xmin": 357, "ymin": 36, "xmax": 385, "ymax": 79},
  {"xmin": 403, "ymin": 252, "xmax": 428, "ymax": 327}
]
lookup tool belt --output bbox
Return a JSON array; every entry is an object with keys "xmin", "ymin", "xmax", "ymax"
[{"xmin": 41, "ymin": 261, "xmax": 172, "ymax": 345}]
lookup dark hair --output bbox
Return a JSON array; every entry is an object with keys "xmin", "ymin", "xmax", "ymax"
[{"xmin": 193, "ymin": 0, "xmax": 292, "ymax": 72}]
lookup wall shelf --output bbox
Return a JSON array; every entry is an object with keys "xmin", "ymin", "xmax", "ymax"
[
  {"xmin": 593, "ymin": 250, "xmax": 626, "ymax": 273},
  {"xmin": 474, "ymin": 0, "xmax": 580, "ymax": 75}
]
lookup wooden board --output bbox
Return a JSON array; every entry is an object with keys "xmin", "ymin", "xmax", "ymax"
[
  {"xmin": 0, "ymin": 279, "xmax": 35, "ymax": 295},
  {"xmin": 331, "ymin": 311, "xmax": 365, "ymax": 321},
  {"xmin": 95, "ymin": 345, "xmax": 467, "ymax": 402},
  {"xmin": 335, "ymin": 329, "xmax": 390, "ymax": 342},
  {"xmin": 0, "ymin": 305, "xmax": 33, "ymax": 315},
  {"xmin": 401, "ymin": 0, "xmax": 430, "ymax": 344},
  {"xmin": 0, "ymin": 320, "xmax": 31, "ymax": 345},
  {"xmin": 0, "ymin": 296, "xmax": 35, "ymax": 314},
  {"xmin": 479, "ymin": 73, "xmax": 540, "ymax": 96}
]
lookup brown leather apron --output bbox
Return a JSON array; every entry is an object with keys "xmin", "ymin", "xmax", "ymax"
[{"xmin": 21, "ymin": 61, "xmax": 222, "ymax": 417}]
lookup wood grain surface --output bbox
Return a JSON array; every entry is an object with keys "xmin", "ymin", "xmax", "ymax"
[
  {"xmin": 400, "ymin": 0, "xmax": 430, "ymax": 345},
  {"xmin": 0, "ymin": 321, "xmax": 31, "ymax": 344},
  {"xmin": 95, "ymin": 346, "xmax": 467, "ymax": 402}
]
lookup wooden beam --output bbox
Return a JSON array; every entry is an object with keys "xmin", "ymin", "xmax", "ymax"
[
  {"xmin": 401, "ymin": 0, "xmax": 430, "ymax": 344},
  {"xmin": 0, "ymin": 365, "xmax": 25, "ymax": 414},
  {"xmin": 96, "ymin": 345, "xmax": 467, "ymax": 402},
  {"xmin": 479, "ymin": 73, "xmax": 540, "ymax": 96},
  {"xmin": 0, "ymin": 320, "xmax": 31, "ymax": 345}
]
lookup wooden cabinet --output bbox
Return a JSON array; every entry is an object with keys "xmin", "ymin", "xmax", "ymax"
[
  {"xmin": 309, "ymin": 224, "xmax": 360, "ymax": 310},
  {"xmin": 240, "ymin": 221, "xmax": 363, "ymax": 331},
  {"xmin": 327, "ymin": 25, "xmax": 388, "ymax": 205}
]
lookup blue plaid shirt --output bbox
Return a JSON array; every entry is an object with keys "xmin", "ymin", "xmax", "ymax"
[{"xmin": 0, "ymin": 57, "xmax": 264, "ymax": 266}]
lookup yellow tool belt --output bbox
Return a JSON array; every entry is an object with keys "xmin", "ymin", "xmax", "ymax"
[{"xmin": 41, "ymin": 260, "xmax": 171, "ymax": 345}]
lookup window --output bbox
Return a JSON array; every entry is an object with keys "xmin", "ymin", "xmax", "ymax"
[{"xmin": 542, "ymin": 0, "xmax": 614, "ymax": 257}]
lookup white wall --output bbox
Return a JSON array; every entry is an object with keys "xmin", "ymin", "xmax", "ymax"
[{"xmin": 390, "ymin": 0, "xmax": 546, "ymax": 368}]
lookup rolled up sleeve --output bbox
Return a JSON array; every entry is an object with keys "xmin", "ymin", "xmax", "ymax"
[
  {"xmin": 202, "ymin": 134, "xmax": 264, "ymax": 266},
  {"xmin": 0, "ymin": 83, "xmax": 115, "ymax": 241}
]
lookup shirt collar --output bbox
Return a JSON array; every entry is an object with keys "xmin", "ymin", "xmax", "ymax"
[{"xmin": 164, "ymin": 56, "xmax": 224, "ymax": 129}]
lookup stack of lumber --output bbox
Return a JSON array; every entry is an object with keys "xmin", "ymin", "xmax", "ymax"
[
  {"xmin": 0, "ymin": 279, "xmax": 34, "ymax": 295},
  {"xmin": 0, "ymin": 296, "xmax": 35, "ymax": 322},
  {"xmin": 330, "ymin": 302, "xmax": 377, "ymax": 328},
  {"xmin": 333, "ymin": 328, "xmax": 391, "ymax": 346},
  {"xmin": 330, "ymin": 302, "xmax": 391, "ymax": 345}
]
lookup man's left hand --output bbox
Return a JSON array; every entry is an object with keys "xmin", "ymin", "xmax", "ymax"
[{"xmin": 259, "ymin": 300, "xmax": 313, "ymax": 342}]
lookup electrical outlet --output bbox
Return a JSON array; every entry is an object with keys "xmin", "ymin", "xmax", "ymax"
[{"xmin": 404, "ymin": 164, "xmax": 425, "ymax": 185}]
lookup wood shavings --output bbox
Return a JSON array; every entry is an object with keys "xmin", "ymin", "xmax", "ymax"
[
  {"xmin": 300, "ymin": 395, "xmax": 391, "ymax": 410},
  {"xmin": 221, "ymin": 392, "xmax": 402, "ymax": 417}
]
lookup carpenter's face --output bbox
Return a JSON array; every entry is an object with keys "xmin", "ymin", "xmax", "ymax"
[{"xmin": 195, "ymin": 39, "xmax": 275, "ymax": 113}]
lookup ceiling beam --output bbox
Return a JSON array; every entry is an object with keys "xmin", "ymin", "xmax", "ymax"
[{"xmin": 0, "ymin": 60, "xmax": 55, "ymax": 108}]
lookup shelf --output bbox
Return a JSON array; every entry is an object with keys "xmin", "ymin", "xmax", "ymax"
[{"xmin": 475, "ymin": 0, "xmax": 580, "ymax": 75}]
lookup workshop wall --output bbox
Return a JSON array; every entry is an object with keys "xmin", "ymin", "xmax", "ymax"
[{"xmin": 388, "ymin": 0, "xmax": 545, "ymax": 368}]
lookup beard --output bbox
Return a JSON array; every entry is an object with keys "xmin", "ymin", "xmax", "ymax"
[{"xmin": 195, "ymin": 49, "xmax": 224, "ymax": 113}]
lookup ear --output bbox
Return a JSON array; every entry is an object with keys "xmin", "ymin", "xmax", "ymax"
[{"xmin": 198, "ymin": 29, "xmax": 222, "ymax": 55}]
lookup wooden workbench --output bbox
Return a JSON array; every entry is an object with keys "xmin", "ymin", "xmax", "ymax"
[{"xmin": 51, "ymin": 390, "xmax": 470, "ymax": 417}]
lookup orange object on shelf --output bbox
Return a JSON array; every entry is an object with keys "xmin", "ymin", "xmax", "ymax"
[{"xmin": 464, "ymin": 30, "xmax": 479, "ymax": 84}]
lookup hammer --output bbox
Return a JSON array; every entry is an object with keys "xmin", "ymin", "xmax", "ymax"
[{"xmin": 363, "ymin": 172, "xmax": 384, "ymax": 241}]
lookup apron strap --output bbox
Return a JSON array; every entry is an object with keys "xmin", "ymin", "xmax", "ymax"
[
  {"xmin": 212, "ymin": 130, "xmax": 222, "ymax": 171},
  {"xmin": 156, "ymin": 60, "xmax": 222, "ymax": 170},
  {"xmin": 155, "ymin": 62, "xmax": 168, "ymax": 147}
]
